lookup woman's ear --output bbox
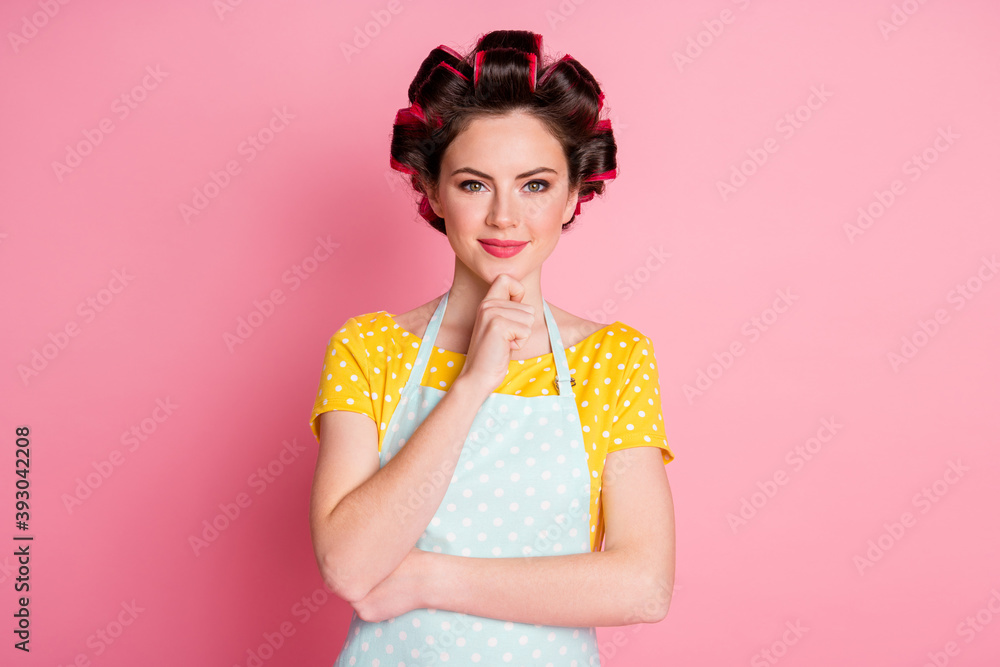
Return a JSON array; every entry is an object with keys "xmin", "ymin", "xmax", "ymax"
[
  {"xmin": 426, "ymin": 182, "xmax": 444, "ymax": 218},
  {"xmin": 563, "ymin": 184, "xmax": 580, "ymax": 223}
]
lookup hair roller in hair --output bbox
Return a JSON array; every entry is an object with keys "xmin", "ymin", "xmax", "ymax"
[
  {"xmin": 436, "ymin": 43, "xmax": 463, "ymax": 61},
  {"xmin": 538, "ymin": 53, "xmax": 573, "ymax": 88},
  {"xmin": 389, "ymin": 155, "xmax": 417, "ymax": 175},
  {"xmin": 473, "ymin": 50, "xmax": 486, "ymax": 88},
  {"xmin": 584, "ymin": 168, "xmax": 617, "ymax": 183},
  {"xmin": 574, "ymin": 191, "xmax": 596, "ymax": 216}
]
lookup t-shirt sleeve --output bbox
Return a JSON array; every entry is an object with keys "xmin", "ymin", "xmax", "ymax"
[
  {"xmin": 608, "ymin": 333, "xmax": 673, "ymax": 465},
  {"xmin": 309, "ymin": 317, "xmax": 375, "ymax": 444}
]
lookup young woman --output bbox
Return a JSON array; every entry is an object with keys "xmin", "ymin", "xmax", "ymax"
[{"xmin": 309, "ymin": 29, "xmax": 675, "ymax": 666}]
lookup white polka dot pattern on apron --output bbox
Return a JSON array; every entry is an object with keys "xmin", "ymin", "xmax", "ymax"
[{"xmin": 333, "ymin": 290, "xmax": 601, "ymax": 666}]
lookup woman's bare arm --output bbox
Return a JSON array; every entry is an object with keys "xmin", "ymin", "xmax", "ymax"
[
  {"xmin": 310, "ymin": 375, "xmax": 491, "ymax": 603},
  {"xmin": 415, "ymin": 446, "xmax": 675, "ymax": 627}
]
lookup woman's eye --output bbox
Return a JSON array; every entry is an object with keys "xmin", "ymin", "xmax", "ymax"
[{"xmin": 459, "ymin": 180, "xmax": 550, "ymax": 193}]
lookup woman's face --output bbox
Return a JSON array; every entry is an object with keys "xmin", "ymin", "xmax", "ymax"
[{"xmin": 427, "ymin": 111, "xmax": 579, "ymax": 285}]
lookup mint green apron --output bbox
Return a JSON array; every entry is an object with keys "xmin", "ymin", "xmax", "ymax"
[{"xmin": 334, "ymin": 289, "xmax": 600, "ymax": 666}]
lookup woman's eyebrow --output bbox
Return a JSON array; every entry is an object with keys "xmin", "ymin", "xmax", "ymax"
[{"xmin": 450, "ymin": 166, "xmax": 558, "ymax": 180}]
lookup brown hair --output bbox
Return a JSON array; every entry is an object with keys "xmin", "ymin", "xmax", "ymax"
[{"xmin": 389, "ymin": 29, "xmax": 618, "ymax": 235}]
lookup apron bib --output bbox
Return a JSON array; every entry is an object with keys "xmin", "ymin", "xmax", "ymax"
[{"xmin": 334, "ymin": 289, "xmax": 601, "ymax": 667}]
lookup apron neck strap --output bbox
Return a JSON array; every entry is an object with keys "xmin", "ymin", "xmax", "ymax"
[
  {"xmin": 408, "ymin": 289, "xmax": 575, "ymax": 396},
  {"xmin": 541, "ymin": 299, "xmax": 574, "ymax": 396}
]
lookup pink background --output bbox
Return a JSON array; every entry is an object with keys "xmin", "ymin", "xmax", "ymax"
[{"xmin": 3, "ymin": 0, "xmax": 999, "ymax": 665}]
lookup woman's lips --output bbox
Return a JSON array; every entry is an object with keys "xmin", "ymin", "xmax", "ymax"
[{"xmin": 478, "ymin": 240, "xmax": 527, "ymax": 258}]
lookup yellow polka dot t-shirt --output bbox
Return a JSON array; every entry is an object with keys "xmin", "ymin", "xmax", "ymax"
[{"xmin": 309, "ymin": 310, "xmax": 673, "ymax": 552}]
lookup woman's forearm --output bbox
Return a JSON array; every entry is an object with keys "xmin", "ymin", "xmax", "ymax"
[
  {"xmin": 320, "ymin": 376, "xmax": 491, "ymax": 602},
  {"xmin": 422, "ymin": 547, "xmax": 671, "ymax": 628}
]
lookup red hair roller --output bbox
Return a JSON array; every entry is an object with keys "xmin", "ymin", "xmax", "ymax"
[
  {"xmin": 389, "ymin": 155, "xmax": 417, "ymax": 175},
  {"xmin": 584, "ymin": 168, "xmax": 617, "ymax": 182},
  {"xmin": 473, "ymin": 51, "xmax": 486, "ymax": 87}
]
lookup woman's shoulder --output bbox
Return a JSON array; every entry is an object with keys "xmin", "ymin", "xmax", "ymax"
[
  {"xmin": 572, "ymin": 323, "xmax": 658, "ymax": 365},
  {"xmin": 548, "ymin": 304, "xmax": 654, "ymax": 352},
  {"xmin": 328, "ymin": 309, "xmax": 399, "ymax": 345},
  {"xmin": 387, "ymin": 295, "xmax": 442, "ymax": 340}
]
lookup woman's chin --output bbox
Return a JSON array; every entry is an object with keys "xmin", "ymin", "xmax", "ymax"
[{"xmin": 478, "ymin": 264, "xmax": 526, "ymax": 285}]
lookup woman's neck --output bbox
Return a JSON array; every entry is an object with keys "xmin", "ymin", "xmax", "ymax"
[{"xmin": 439, "ymin": 258, "xmax": 551, "ymax": 357}]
